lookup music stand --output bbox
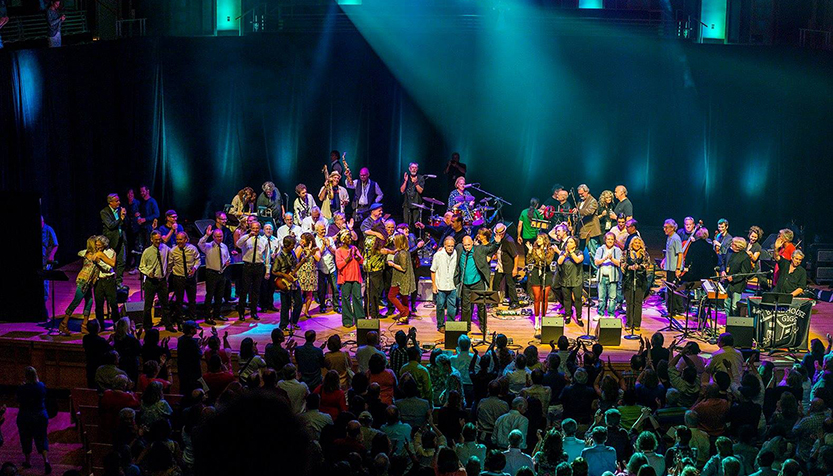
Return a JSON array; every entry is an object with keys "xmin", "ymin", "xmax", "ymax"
[
  {"xmin": 39, "ymin": 268, "xmax": 69, "ymax": 334},
  {"xmin": 471, "ymin": 289, "xmax": 501, "ymax": 345},
  {"xmin": 760, "ymin": 292, "xmax": 793, "ymax": 353}
]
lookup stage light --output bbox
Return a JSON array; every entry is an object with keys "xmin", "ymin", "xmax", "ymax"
[
  {"xmin": 216, "ymin": 0, "xmax": 241, "ymax": 34},
  {"xmin": 700, "ymin": 0, "xmax": 727, "ymax": 42}
]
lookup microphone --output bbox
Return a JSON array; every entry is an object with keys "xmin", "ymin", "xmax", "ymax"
[
  {"xmin": 424, "ymin": 174, "xmax": 437, "ymax": 179},
  {"xmin": 464, "ymin": 183, "xmax": 480, "ymax": 189}
]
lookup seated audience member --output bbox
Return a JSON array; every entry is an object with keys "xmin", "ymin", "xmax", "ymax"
[
  {"xmin": 581, "ymin": 427, "xmax": 617, "ymax": 476},
  {"xmin": 493, "ymin": 397, "xmax": 529, "ymax": 450}
]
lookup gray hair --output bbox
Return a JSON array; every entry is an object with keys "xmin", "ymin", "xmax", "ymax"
[
  {"xmin": 96, "ymin": 235, "xmax": 110, "ymax": 247},
  {"xmin": 511, "ymin": 397, "xmax": 527, "ymax": 411},
  {"xmin": 577, "ymin": 184, "xmax": 589, "ymax": 193},
  {"xmin": 793, "ymin": 249, "xmax": 805, "ymax": 259},
  {"xmin": 262, "ymin": 181, "xmax": 275, "ymax": 192},
  {"xmin": 664, "ymin": 219, "xmax": 678, "ymax": 230}
]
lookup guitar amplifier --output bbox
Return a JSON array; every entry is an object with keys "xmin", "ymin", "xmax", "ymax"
[
  {"xmin": 417, "ymin": 277, "xmax": 434, "ymax": 302},
  {"xmin": 597, "ymin": 318, "xmax": 622, "ymax": 346},
  {"xmin": 357, "ymin": 319, "xmax": 380, "ymax": 346},
  {"xmin": 444, "ymin": 321, "xmax": 469, "ymax": 350},
  {"xmin": 541, "ymin": 316, "xmax": 564, "ymax": 343},
  {"xmin": 726, "ymin": 316, "xmax": 755, "ymax": 348}
]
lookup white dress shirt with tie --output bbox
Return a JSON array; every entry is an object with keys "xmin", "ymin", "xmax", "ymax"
[
  {"xmin": 198, "ymin": 236, "xmax": 230, "ymax": 272},
  {"xmin": 139, "ymin": 244, "xmax": 171, "ymax": 279},
  {"xmin": 170, "ymin": 244, "xmax": 200, "ymax": 277},
  {"xmin": 236, "ymin": 234, "xmax": 271, "ymax": 267},
  {"xmin": 276, "ymin": 224, "xmax": 302, "ymax": 245}
]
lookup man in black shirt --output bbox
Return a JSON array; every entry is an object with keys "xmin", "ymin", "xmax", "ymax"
[
  {"xmin": 82, "ymin": 320, "xmax": 112, "ymax": 388},
  {"xmin": 400, "ymin": 162, "xmax": 426, "ymax": 230},
  {"xmin": 774, "ymin": 249, "xmax": 807, "ymax": 296},
  {"xmin": 417, "ymin": 212, "xmax": 469, "ymax": 248},
  {"xmin": 444, "ymin": 152, "xmax": 466, "ymax": 193},
  {"xmin": 177, "ymin": 320, "xmax": 203, "ymax": 396},
  {"xmin": 612, "ymin": 185, "xmax": 633, "ymax": 220},
  {"xmin": 680, "ymin": 228, "xmax": 718, "ymax": 283},
  {"xmin": 491, "ymin": 223, "xmax": 521, "ymax": 310}
]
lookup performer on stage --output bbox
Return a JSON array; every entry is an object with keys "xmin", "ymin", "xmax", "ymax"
[
  {"xmin": 300, "ymin": 207, "xmax": 326, "ymax": 234},
  {"xmin": 448, "ymin": 176, "xmax": 475, "ymax": 221},
  {"xmin": 622, "ymin": 237, "xmax": 650, "ymax": 331},
  {"xmin": 346, "ymin": 167, "xmax": 384, "ymax": 225},
  {"xmin": 92, "ymin": 235, "xmax": 120, "ymax": 327},
  {"xmin": 236, "ymin": 219, "xmax": 270, "ymax": 321},
  {"xmin": 679, "ymin": 228, "xmax": 717, "ymax": 283},
  {"xmin": 41, "ymin": 216, "xmax": 58, "ymax": 317},
  {"xmin": 517, "ymin": 198, "xmax": 544, "ymax": 249},
  {"xmin": 360, "ymin": 203, "xmax": 385, "ymax": 233},
  {"xmin": 58, "ymin": 236, "xmax": 99, "ymax": 336},
  {"xmin": 557, "ymin": 236, "xmax": 584, "ymax": 327},
  {"xmin": 431, "ymin": 236, "xmax": 458, "ymax": 332},
  {"xmin": 662, "ymin": 219, "xmax": 684, "ymax": 318},
  {"xmin": 492, "ymin": 223, "xmax": 521, "ymax": 311},
  {"xmin": 362, "ymin": 220, "xmax": 388, "ymax": 320},
  {"xmin": 611, "ymin": 215, "xmax": 629, "ymax": 250},
  {"xmin": 100, "ymin": 193, "xmax": 126, "ymax": 286},
  {"xmin": 416, "ymin": 212, "xmax": 469, "ymax": 247},
  {"xmin": 230, "ymin": 187, "xmax": 256, "ymax": 218},
  {"xmin": 327, "ymin": 212, "xmax": 357, "ymax": 242},
  {"xmin": 612, "ymin": 185, "xmax": 633, "ymax": 221},
  {"xmin": 388, "ymin": 234, "xmax": 416, "ymax": 324},
  {"xmin": 319, "ymin": 171, "xmax": 349, "ymax": 222},
  {"xmin": 258, "ymin": 223, "xmax": 280, "ymax": 313},
  {"xmin": 714, "ymin": 218, "xmax": 733, "ymax": 269},
  {"xmin": 293, "ymin": 184, "xmax": 318, "ymax": 226},
  {"xmin": 198, "ymin": 228, "xmax": 231, "ymax": 325},
  {"xmin": 444, "ymin": 152, "xmax": 466, "ymax": 192},
  {"xmin": 137, "ymin": 185, "xmax": 160, "ymax": 250},
  {"xmin": 548, "ymin": 224, "xmax": 569, "ymax": 312},
  {"xmin": 773, "ymin": 244, "xmax": 806, "ymax": 297},
  {"xmin": 746, "ymin": 226, "xmax": 764, "ymax": 270},
  {"xmin": 774, "ymin": 229, "xmax": 796, "ymax": 285},
  {"xmin": 273, "ymin": 236, "xmax": 302, "ymax": 330},
  {"xmin": 169, "ymin": 232, "xmax": 200, "ymax": 325},
  {"xmin": 335, "ymin": 230, "xmax": 364, "ymax": 327},
  {"xmin": 576, "ymin": 184, "xmax": 602, "ymax": 260},
  {"xmin": 596, "ymin": 190, "xmax": 615, "ymax": 233},
  {"xmin": 594, "ymin": 232, "xmax": 621, "ymax": 318},
  {"xmin": 527, "ymin": 232, "xmax": 556, "ymax": 336},
  {"xmin": 296, "ymin": 232, "xmax": 321, "ymax": 319},
  {"xmin": 257, "ymin": 181, "xmax": 283, "ymax": 218},
  {"xmin": 157, "ymin": 210, "xmax": 183, "ymax": 248},
  {"xmin": 400, "ymin": 162, "xmax": 426, "ymax": 230},
  {"xmin": 677, "ymin": 217, "xmax": 696, "ymax": 242},
  {"xmin": 138, "ymin": 231, "xmax": 172, "ymax": 331},
  {"xmin": 722, "ymin": 237, "xmax": 752, "ymax": 317},
  {"xmin": 315, "ymin": 223, "xmax": 338, "ymax": 313},
  {"xmin": 455, "ymin": 228, "xmax": 503, "ymax": 333},
  {"xmin": 276, "ymin": 212, "xmax": 302, "ymax": 244}
]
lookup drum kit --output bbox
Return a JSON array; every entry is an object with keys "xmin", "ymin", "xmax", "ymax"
[{"xmin": 412, "ymin": 194, "xmax": 498, "ymax": 229}]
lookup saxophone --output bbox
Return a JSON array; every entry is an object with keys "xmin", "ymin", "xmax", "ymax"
[
  {"xmin": 341, "ymin": 152, "xmax": 352, "ymax": 184},
  {"xmin": 322, "ymin": 164, "xmax": 333, "ymax": 200}
]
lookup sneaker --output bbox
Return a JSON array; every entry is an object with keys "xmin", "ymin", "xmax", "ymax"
[
  {"xmin": 205, "ymin": 319, "xmax": 216, "ymax": 326},
  {"xmin": 565, "ymin": 316, "xmax": 572, "ymax": 325},
  {"xmin": 592, "ymin": 314, "xmax": 600, "ymax": 321}
]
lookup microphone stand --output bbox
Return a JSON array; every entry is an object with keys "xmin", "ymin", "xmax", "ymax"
[
  {"xmin": 469, "ymin": 185, "xmax": 512, "ymax": 207},
  {"xmin": 579, "ymin": 256, "xmax": 596, "ymax": 341},
  {"xmin": 624, "ymin": 258, "xmax": 640, "ymax": 340}
]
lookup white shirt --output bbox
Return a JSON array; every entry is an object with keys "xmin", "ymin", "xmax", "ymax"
[
  {"xmin": 277, "ymin": 378, "xmax": 309, "ymax": 414},
  {"xmin": 612, "ymin": 225, "xmax": 629, "ymax": 248},
  {"xmin": 96, "ymin": 248, "xmax": 117, "ymax": 278},
  {"xmin": 197, "ymin": 236, "xmax": 230, "ymax": 272},
  {"xmin": 301, "ymin": 217, "xmax": 327, "ymax": 234},
  {"xmin": 276, "ymin": 224, "xmax": 302, "ymax": 245},
  {"xmin": 431, "ymin": 248, "xmax": 458, "ymax": 292},
  {"xmin": 492, "ymin": 410, "xmax": 529, "ymax": 450},
  {"xmin": 169, "ymin": 244, "xmax": 201, "ymax": 277},
  {"xmin": 236, "ymin": 234, "xmax": 270, "ymax": 266},
  {"xmin": 139, "ymin": 244, "xmax": 170, "ymax": 279},
  {"xmin": 315, "ymin": 235, "xmax": 336, "ymax": 274},
  {"xmin": 293, "ymin": 195, "xmax": 318, "ymax": 225}
]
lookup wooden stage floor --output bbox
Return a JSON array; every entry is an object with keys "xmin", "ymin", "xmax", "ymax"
[{"xmin": 2, "ymin": 265, "xmax": 829, "ymax": 364}]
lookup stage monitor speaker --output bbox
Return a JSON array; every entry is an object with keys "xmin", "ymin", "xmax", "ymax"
[
  {"xmin": 122, "ymin": 301, "xmax": 147, "ymax": 324},
  {"xmin": 541, "ymin": 316, "xmax": 564, "ymax": 344},
  {"xmin": 357, "ymin": 319, "xmax": 380, "ymax": 346},
  {"xmin": 726, "ymin": 316, "xmax": 755, "ymax": 348},
  {"xmin": 444, "ymin": 321, "xmax": 468, "ymax": 350},
  {"xmin": 597, "ymin": 318, "xmax": 622, "ymax": 346},
  {"xmin": 417, "ymin": 278, "xmax": 434, "ymax": 302}
]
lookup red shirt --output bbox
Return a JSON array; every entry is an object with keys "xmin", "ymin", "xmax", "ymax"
[
  {"xmin": 335, "ymin": 247, "xmax": 363, "ymax": 284},
  {"xmin": 204, "ymin": 348, "xmax": 232, "ymax": 368},
  {"xmin": 314, "ymin": 386, "xmax": 347, "ymax": 419},
  {"xmin": 100, "ymin": 390, "xmax": 140, "ymax": 432},
  {"xmin": 368, "ymin": 369, "xmax": 397, "ymax": 405},
  {"xmin": 137, "ymin": 375, "xmax": 171, "ymax": 393},
  {"xmin": 774, "ymin": 242, "xmax": 795, "ymax": 284},
  {"xmin": 202, "ymin": 370, "xmax": 236, "ymax": 400}
]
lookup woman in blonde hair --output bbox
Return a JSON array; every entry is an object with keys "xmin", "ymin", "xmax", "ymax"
[
  {"xmin": 58, "ymin": 236, "xmax": 99, "ymax": 335},
  {"xmin": 528, "ymin": 232, "xmax": 556, "ymax": 336},
  {"xmin": 388, "ymin": 233, "xmax": 416, "ymax": 324},
  {"xmin": 596, "ymin": 190, "xmax": 615, "ymax": 232},
  {"xmin": 622, "ymin": 237, "xmax": 650, "ymax": 331}
]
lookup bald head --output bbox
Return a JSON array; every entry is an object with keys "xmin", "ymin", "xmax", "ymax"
[
  {"xmin": 462, "ymin": 235, "xmax": 474, "ymax": 251},
  {"xmin": 176, "ymin": 232, "xmax": 189, "ymax": 247}
]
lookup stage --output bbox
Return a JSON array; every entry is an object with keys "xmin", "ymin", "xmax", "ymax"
[{"xmin": 1, "ymin": 259, "xmax": 829, "ymax": 392}]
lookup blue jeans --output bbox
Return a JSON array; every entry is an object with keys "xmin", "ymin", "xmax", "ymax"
[
  {"xmin": 66, "ymin": 284, "xmax": 94, "ymax": 316},
  {"xmin": 435, "ymin": 289, "xmax": 458, "ymax": 329},
  {"xmin": 724, "ymin": 291, "xmax": 741, "ymax": 318},
  {"xmin": 597, "ymin": 276, "xmax": 618, "ymax": 316}
]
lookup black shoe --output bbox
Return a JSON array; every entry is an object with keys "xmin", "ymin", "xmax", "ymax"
[
  {"xmin": 164, "ymin": 326, "xmax": 177, "ymax": 333},
  {"xmin": 575, "ymin": 319, "xmax": 584, "ymax": 327},
  {"xmin": 565, "ymin": 316, "xmax": 572, "ymax": 325},
  {"xmin": 216, "ymin": 316, "xmax": 228, "ymax": 322},
  {"xmin": 508, "ymin": 303, "xmax": 522, "ymax": 310},
  {"xmin": 45, "ymin": 462, "xmax": 52, "ymax": 475},
  {"xmin": 205, "ymin": 319, "xmax": 216, "ymax": 326},
  {"xmin": 252, "ymin": 314, "xmax": 260, "ymax": 321}
]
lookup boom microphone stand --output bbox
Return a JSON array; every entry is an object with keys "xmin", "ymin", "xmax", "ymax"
[{"xmin": 624, "ymin": 262, "xmax": 640, "ymax": 340}]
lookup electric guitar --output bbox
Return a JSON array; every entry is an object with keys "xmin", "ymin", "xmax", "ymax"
[{"xmin": 274, "ymin": 252, "xmax": 313, "ymax": 292}]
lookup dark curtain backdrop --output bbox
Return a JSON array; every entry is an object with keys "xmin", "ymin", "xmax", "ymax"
[{"xmin": 1, "ymin": 33, "xmax": 832, "ymax": 265}]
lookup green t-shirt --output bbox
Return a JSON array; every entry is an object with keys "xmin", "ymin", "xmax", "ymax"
[{"xmin": 519, "ymin": 208, "xmax": 544, "ymax": 240}]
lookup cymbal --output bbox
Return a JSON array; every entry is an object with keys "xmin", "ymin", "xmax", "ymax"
[
  {"xmin": 454, "ymin": 194, "xmax": 475, "ymax": 203},
  {"xmin": 422, "ymin": 197, "xmax": 444, "ymax": 206},
  {"xmin": 410, "ymin": 203, "xmax": 430, "ymax": 210}
]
